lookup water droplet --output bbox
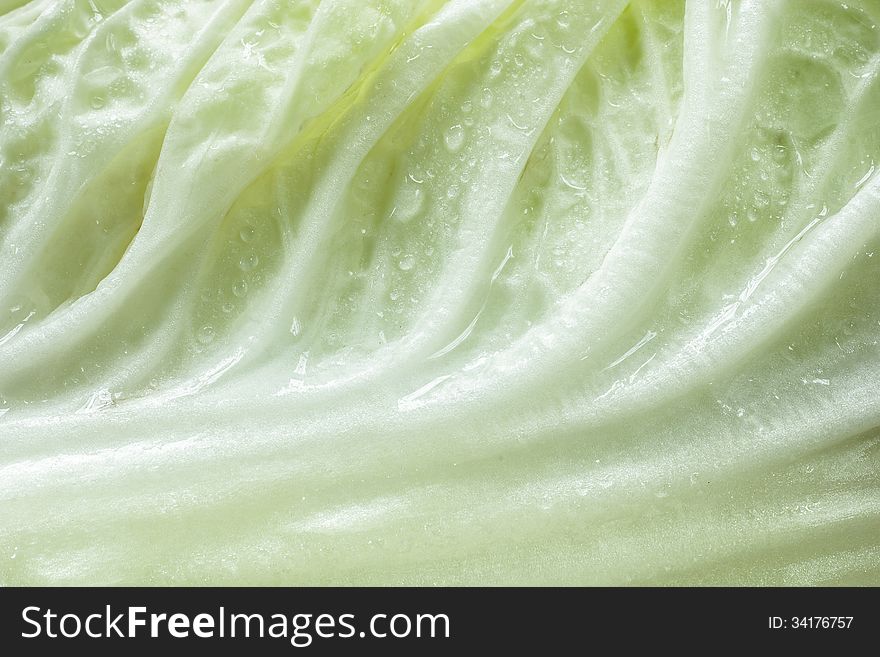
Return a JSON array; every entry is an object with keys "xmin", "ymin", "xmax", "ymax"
[
  {"xmin": 239, "ymin": 226, "xmax": 255, "ymax": 243},
  {"xmin": 389, "ymin": 289, "xmax": 400, "ymax": 301},
  {"xmin": 750, "ymin": 148, "xmax": 760, "ymax": 162},
  {"xmin": 197, "ymin": 325, "xmax": 215, "ymax": 345},
  {"xmin": 772, "ymin": 144, "xmax": 787, "ymax": 164},
  {"xmin": 233, "ymin": 280, "xmax": 248, "ymax": 297},
  {"xmin": 90, "ymin": 95, "xmax": 106, "ymax": 109},
  {"xmin": 513, "ymin": 53, "xmax": 524, "ymax": 67},
  {"xmin": 221, "ymin": 302, "xmax": 234, "ymax": 314},
  {"xmin": 556, "ymin": 11, "xmax": 571, "ymax": 28},
  {"xmin": 77, "ymin": 388, "xmax": 114, "ymax": 414},
  {"xmin": 239, "ymin": 253, "xmax": 259, "ymax": 272},
  {"xmin": 489, "ymin": 60, "xmax": 503, "ymax": 77},
  {"xmin": 461, "ymin": 100, "xmax": 473, "ymax": 113},
  {"xmin": 394, "ymin": 185, "xmax": 424, "ymax": 223},
  {"xmin": 444, "ymin": 124, "xmax": 465, "ymax": 153},
  {"xmin": 480, "ymin": 88, "xmax": 493, "ymax": 109},
  {"xmin": 398, "ymin": 255, "xmax": 415, "ymax": 271}
]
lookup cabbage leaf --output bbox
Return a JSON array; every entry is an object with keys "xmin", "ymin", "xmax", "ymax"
[{"xmin": 1, "ymin": 0, "xmax": 879, "ymax": 584}]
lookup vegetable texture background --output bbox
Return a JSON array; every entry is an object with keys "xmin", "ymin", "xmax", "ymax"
[{"xmin": 1, "ymin": 0, "xmax": 878, "ymax": 584}]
